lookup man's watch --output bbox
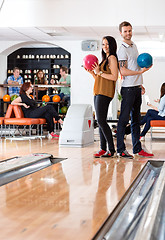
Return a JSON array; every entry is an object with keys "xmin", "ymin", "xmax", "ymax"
[{"xmin": 99, "ymin": 71, "xmax": 103, "ymax": 76}]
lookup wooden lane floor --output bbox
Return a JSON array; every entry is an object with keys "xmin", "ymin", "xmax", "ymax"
[{"xmin": 0, "ymin": 133, "xmax": 164, "ymax": 240}]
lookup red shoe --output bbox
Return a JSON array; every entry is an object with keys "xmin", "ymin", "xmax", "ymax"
[
  {"xmin": 117, "ymin": 150, "xmax": 133, "ymax": 159},
  {"xmin": 94, "ymin": 150, "xmax": 106, "ymax": 158},
  {"xmin": 101, "ymin": 151, "xmax": 116, "ymax": 158},
  {"xmin": 136, "ymin": 149, "xmax": 154, "ymax": 157},
  {"xmin": 50, "ymin": 132, "xmax": 59, "ymax": 138}
]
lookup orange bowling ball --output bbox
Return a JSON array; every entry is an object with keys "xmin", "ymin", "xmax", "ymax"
[
  {"xmin": 42, "ymin": 95, "xmax": 50, "ymax": 102},
  {"xmin": 3, "ymin": 94, "xmax": 10, "ymax": 102},
  {"xmin": 52, "ymin": 95, "xmax": 61, "ymax": 102}
]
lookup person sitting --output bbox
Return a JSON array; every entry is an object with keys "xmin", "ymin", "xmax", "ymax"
[
  {"xmin": 140, "ymin": 82, "xmax": 165, "ymax": 139},
  {"xmin": 34, "ymin": 70, "xmax": 48, "ymax": 100},
  {"xmin": 7, "ymin": 67, "xmax": 23, "ymax": 96},
  {"xmin": 58, "ymin": 66, "xmax": 71, "ymax": 105},
  {"xmin": 11, "ymin": 82, "xmax": 63, "ymax": 139}
]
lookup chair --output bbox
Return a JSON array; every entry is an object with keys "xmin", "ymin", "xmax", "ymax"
[
  {"xmin": 13, "ymin": 105, "xmax": 47, "ymax": 136},
  {"xmin": 53, "ymin": 118, "xmax": 60, "ymax": 134},
  {"xmin": 0, "ymin": 117, "xmax": 4, "ymax": 137},
  {"xmin": 150, "ymin": 120, "xmax": 165, "ymax": 140},
  {"xmin": 3, "ymin": 105, "xmax": 46, "ymax": 137},
  {"xmin": 0, "ymin": 104, "xmax": 15, "ymax": 137}
]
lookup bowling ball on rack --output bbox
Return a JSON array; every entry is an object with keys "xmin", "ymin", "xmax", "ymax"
[
  {"xmin": 10, "ymin": 94, "xmax": 18, "ymax": 102},
  {"xmin": 3, "ymin": 94, "xmax": 10, "ymax": 102},
  {"xmin": 61, "ymin": 106, "xmax": 68, "ymax": 114},
  {"xmin": 137, "ymin": 53, "xmax": 153, "ymax": 68},
  {"xmin": 42, "ymin": 95, "xmax": 50, "ymax": 102},
  {"xmin": 52, "ymin": 95, "xmax": 61, "ymax": 102},
  {"xmin": 83, "ymin": 54, "xmax": 99, "ymax": 70}
]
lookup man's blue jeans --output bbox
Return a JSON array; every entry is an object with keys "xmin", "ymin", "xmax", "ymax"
[{"xmin": 117, "ymin": 86, "xmax": 142, "ymax": 154}]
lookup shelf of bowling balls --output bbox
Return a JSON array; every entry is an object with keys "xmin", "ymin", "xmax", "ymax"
[{"xmin": 8, "ymin": 59, "xmax": 70, "ymax": 77}]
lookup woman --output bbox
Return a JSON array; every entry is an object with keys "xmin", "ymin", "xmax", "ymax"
[
  {"xmin": 11, "ymin": 82, "xmax": 63, "ymax": 138},
  {"xmin": 140, "ymin": 82, "xmax": 165, "ymax": 139},
  {"xmin": 35, "ymin": 70, "xmax": 48, "ymax": 100},
  {"xmin": 85, "ymin": 36, "xmax": 118, "ymax": 158}
]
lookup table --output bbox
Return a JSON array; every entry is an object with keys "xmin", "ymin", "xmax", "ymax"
[{"xmin": 34, "ymin": 84, "xmax": 70, "ymax": 100}]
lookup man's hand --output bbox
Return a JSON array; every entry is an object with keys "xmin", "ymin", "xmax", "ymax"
[
  {"xmin": 141, "ymin": 85, "xmax": 145, "ymax": 95},
  {"xmin": 140, "ymin": 64, "xmax": 153, "ymax": 74},
  {"xmin": 8, "ymin": 80, "xmax": 19, "ymax": 85}
]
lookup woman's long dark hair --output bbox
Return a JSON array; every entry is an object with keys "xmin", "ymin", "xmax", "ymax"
[
  {"xmin": 20, "ymin": 82, "xmax": 31, "ymax": 95},
  {"xmin": 100, "ymin": 36, "xmax": 118, "ymax": 71},
  {"xmin": 36, "ymin": 70, "xmax": 45, "ymax": 84},
  {"xmin": 160, "ymin": 82, "xmax": 165, "ymax": 98}
]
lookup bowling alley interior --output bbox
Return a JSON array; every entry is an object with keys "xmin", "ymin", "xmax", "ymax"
[{"xmin": 0, "ymin": 1, "xmax": 165, "ymax": 239}]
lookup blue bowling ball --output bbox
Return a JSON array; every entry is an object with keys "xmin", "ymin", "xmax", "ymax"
[{"xmin": 137, "ymin": 53, "xmax": 153, "ymax": 68}]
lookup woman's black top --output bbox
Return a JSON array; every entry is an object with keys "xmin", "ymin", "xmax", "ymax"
[{"xmin": 20, "ymin": 94, "xmax": 37, "ymax": 117}]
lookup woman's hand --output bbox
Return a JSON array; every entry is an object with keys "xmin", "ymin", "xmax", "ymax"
[
  {"xmin": 58, "ymin": 118, "xmax": 63, "ymax": 125},
  {"xmin": 91, "ymin": 62, "xmax": 100, "ymax": 75},
  {"xmin": 154, "ymin": 99, "xmax": 160, "ymax": 103},
  {"xmin": 84, "ymin": 67, "xmax": 96, "ymax": 77},
  {"xmin": 22, "ymin": 103, "xmax": 30, "ymax": 108},
  {"xmin": 50, "ymin": 79, "xmax": 55, "ymax": 85},
  {"xmin": 147, "ymin": 103, "xmax": 158, "ymax": 111}
]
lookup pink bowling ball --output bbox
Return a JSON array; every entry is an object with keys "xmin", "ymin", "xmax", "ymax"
[{"xmin": 83, "ymin": 54, "xmax": 99, "ymax": 70}]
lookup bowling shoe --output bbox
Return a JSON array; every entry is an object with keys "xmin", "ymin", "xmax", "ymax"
[
  {"xmin": 117, "ymin": 150, "xmax": 133, "ymax": 159},
  {"xmin": 135, "ymin": 149, "xmax": 154, "ymax": 157},
  {"xmin": 48, "ymin": 132, "xmax": 59, "ymax": 139},
  {"xmin": 101, "ymin": 151, "xmax": 116, "ymax": 158},
  {"xmin": 94, "ymin": 149, "xmax": 106, "ymax": 158}
]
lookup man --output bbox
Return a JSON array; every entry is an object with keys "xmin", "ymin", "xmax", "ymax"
[
  {"xmin": 58, "ymin": 66, "xmax": 71, "ymax": 105},
  {"xmin": 117, "ymin": 21, "xmax": 154, "ymax": 158},
  {"xmin": 7, "ymin": 67, "xmax": 23, "ymax": 96}
]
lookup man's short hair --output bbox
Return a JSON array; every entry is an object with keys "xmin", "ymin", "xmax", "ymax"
[
  {"xmin": 13, "ymin": 67, "xmax": 20, "ymax": 72},
  {"xmin": 60, "ymin": 66, "xmax": 68, "ymax": 74},
  {"xmin": 119, "ymin": 21, "xmax": 132, "ymax": 32}
]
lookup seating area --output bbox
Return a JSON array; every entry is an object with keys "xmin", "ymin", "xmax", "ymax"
[
  {"xmin": 0, "ymin": 104, "xmax": 46, "ymax": 138},
  {"xmin": 150, "ymin": 120, "xmax": 165, "ymax": 140},
  {"xmin": 1, "ymin": 104, "xmax": 164, "ymax": 141}
]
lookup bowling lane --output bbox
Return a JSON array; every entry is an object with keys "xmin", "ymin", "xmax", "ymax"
[{"xmin": 0, "ymin": 155, "xmax": 146, "ymax": 240}]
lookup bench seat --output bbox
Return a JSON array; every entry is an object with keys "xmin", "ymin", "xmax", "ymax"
[{"xmin": 150, "ymin": 120, "xmax": 165, "ymax": 139}]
